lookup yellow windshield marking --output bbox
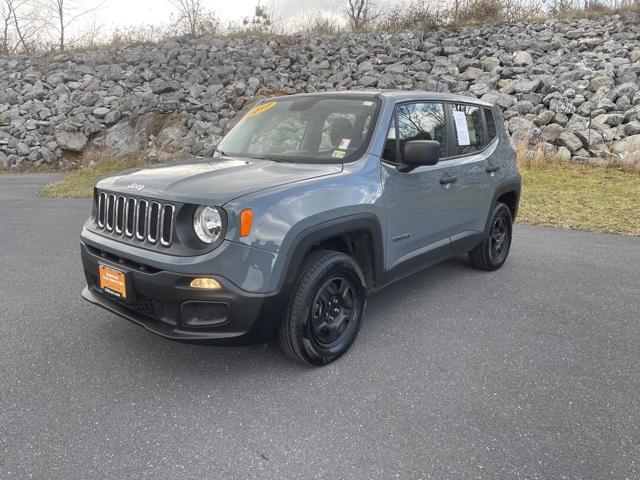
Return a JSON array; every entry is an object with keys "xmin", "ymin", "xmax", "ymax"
[{"xmin": 244, "ymin": 101, "xmax": 277, "ymax": 119}]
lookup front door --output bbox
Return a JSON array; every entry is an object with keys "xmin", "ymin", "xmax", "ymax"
[{"xmin": 380, "ymin": 102, "xmax": 459, "ymax": 272}]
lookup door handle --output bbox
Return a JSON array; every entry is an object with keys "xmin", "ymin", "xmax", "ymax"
[
  {"xmin": 486, "ymin": 164, "xmax": 501, "ymax": 173},
  {"xmin": 439, "ymin": 175, "xmax": 458, "ymax": 185}
]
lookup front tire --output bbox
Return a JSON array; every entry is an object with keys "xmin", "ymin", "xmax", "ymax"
[
  {"xmin": 468, "ymin": 202, "xmax": 513, "ymax": 271},
  {"xmin": 277, "ymin": 250, "xmax": 367, "ymax": 366}
]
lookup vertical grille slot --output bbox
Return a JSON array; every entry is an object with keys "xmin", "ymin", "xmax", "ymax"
[
  {"xmin": 97, "ymin": 192, "xmax": 107, "ymax": 228},
  {"xmin": 106, "ymin": 194, "xmax": 116, "ymax": 231},
  {"xmin": 125, "ymin": 198, "xmax": 136, "ymax": 237},
  {"xmin": 136, "ymin": 200, "xmax": 148, "ymax": 240},
  {"xmin": 115, "ymin": 196, "xmax": 125, "ymax": 234},
  {"xmin": 147, "ymin": 202, "xmax": 161, "ymax": 244},
  {"xmin": 160, "ymin": 205, "xmax": 174, "ymax": 246}
]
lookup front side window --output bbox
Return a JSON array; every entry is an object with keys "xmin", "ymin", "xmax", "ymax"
[
  {"xmin": 451, "ymin": 104, "xmax": 484, "ymax": 155},
  {"xmin": 396, "ymin": 102, "xmax": 446, "ymax": 163},
  {"xmin": 217, "ymin": 97, "xmax": 379, "ymax": 163},
  {"xmin": 381, "ymin": 102, "xmax": 446, "ymax": 165},
  {"xmin": 382, "ymin": 116, "xmax": 397, "ymax": 164}
]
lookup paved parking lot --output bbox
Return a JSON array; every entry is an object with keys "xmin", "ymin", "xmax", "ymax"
[{"xmin": 1, "ymin": 173, "xmax": 638, "ymax": 479}]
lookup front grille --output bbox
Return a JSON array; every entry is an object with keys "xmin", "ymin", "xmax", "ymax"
[{"xmin": 96, "ymin": 191, "xmax": 175, "ymax": 247}]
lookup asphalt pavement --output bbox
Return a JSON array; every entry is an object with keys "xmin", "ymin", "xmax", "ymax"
[{"xmin": 1, "ymin": 173, "xmax": 638, "ymax": 479}]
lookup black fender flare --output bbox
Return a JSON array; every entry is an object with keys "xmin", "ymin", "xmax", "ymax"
[
  {"xmin": 486, "ymin": 179, "xmax": 522, "ymax": 232},
  {"xmin": 277, "ymin": 213, "xmax": 385, "ymax": 295}
]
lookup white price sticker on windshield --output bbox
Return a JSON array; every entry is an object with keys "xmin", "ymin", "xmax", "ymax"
[
  {"xmin": 453, "ymin": 111, "xmax": 471, "ymax": 146},
  {"xmin": 338, "ymin": 138, "xmax": 351, "ymax": 150}
]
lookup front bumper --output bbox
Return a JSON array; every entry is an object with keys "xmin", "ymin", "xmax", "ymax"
[{"xmin": 80, "ymin": 241, "xmax": 284, "ymax": 345}]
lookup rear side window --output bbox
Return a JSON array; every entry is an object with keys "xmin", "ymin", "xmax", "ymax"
[
  {"xmin": 485, "ymin": 108, "xmax": 497, "ymax": 141},
  {"xmin": 451, "ymin": 104, "xmax": 484, "ymax": 155}
]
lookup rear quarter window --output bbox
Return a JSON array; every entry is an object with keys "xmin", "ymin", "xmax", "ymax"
[
  {"xmin": 485, "ymin": 108, "xmax": 497, "ymax": 141},
  {"xmin": 451, "ymin": 104, "xmax": 484, "ymax": 155}
]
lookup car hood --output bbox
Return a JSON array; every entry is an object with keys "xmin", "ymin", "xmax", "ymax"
[{"xmin": 97, "ymin": 156, "xmax": 343, "ymax": 204}]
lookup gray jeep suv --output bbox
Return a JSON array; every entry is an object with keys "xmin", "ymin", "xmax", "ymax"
[{"xmin": 80, "ymin": 91, "xmax": 521, "ymax": 365}]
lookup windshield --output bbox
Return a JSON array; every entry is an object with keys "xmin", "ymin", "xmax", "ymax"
[{"xmin": 216, "ymin": 96, "xmax": 380, "ymax": 163}]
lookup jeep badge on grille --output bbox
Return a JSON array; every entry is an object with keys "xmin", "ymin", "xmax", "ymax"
[{"xmin": 127, "ymin": 183, "xmax": 145, "ymax": 192}]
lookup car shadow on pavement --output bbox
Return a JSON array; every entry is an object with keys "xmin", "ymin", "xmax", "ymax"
[{"xmin": 88, "ymin": 255, "xmax": 477, "ymax": 376}]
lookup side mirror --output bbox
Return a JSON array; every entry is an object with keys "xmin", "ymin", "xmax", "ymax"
[{"xmin": 402, "ymin": 140, "xmax": 440, "ymax": 168}]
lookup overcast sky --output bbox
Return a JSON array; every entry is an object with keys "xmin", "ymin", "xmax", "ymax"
[{"xmin": 76, "ymin": 0, "xmax": 341, "ymax": 34}]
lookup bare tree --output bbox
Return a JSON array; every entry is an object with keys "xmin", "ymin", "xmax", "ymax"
[
  {"xmin": 344, "ymin": 0, "xmax": 381, "ymax": 31},
  {"xmin": 376, "ymin": 0, "xmax": 445, "ymax": 31},
  {"xmin": 169, "ymin": 0, "xmax": 205, "ymax": 37},
  {"xmin": 292, "ymin": 8, "xmax": 342, "ymax": 35},
  {"xmin": 1, "ymin": 1, "xmax": 11, "ymax": 54},
  {"xmin": 4, "ymin": 0, "xmax": 42, "ymax": 53},
  {"xmin": 38, "ymin": 0, "xmax": 103, "ymax": 52}
]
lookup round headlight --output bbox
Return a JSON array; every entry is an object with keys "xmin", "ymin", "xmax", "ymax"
[{"xmin": 193, "ymin": 206, "xmax": 223, "ymax": 244}]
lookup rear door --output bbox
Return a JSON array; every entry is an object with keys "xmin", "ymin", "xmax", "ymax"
[
  {"xmin": 445, "ymin": 103, "xmax": 498, "ymax": 246},
  {"xmin": 380, "ymin": 101, "xmax": 459, "ymax": 271}
]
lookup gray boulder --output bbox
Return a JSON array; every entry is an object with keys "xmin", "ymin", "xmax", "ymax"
[
  {"xmin": 54, "ymin": 130, "xmax": 88, "ymax": 153},
  {"xmin": 508, "ymin": 117, "xmax": 537, "ymax": 147},
  {"xmin": 625, "ymin": 121, "xmax": 640, "ymax": 136},
  {"xmin": 513, "ymin": 51, "xmax": 533, "ymax": 65},
  {"xmin": 533, "ymin": 110, "xmax": 555, "ymax": 127},
  {"xmin": 513, "ymin": 79, "xmax": 541, "ymax": 94},
  {"xmin": 558, "ymin": 131, "xmax": 583, "ymax": 153}
]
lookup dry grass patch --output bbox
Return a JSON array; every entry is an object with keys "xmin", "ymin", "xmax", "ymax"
[
  {"xmin": 518, "ymin": 161, "xmax": 640, "ymax": 236},
  {"xmin": 40, "ymin": 157, "xmax": 149, "ymax": 199}
]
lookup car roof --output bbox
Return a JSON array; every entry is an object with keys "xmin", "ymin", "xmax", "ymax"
[{"xmin": 277, "ymin": 90, "xmax": 494, "ymax": 107}]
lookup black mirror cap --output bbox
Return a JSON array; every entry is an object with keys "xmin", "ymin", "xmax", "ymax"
[{"xmin": 403, "ymin": 140, "xmax": 441, "ymax": 166}]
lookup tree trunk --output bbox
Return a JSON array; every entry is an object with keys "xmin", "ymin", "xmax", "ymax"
[{"xmin": 59, "ymin": 3, "xmax": 64, "ymax": 52}]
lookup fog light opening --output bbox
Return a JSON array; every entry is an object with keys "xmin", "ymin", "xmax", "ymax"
[{"xmin": 190, "ymin": 278, "xmax": 222, "ymax": 289}]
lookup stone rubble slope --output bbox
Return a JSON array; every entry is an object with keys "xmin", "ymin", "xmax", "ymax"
[{"xmin": 1, "ymin": 12, "xmax": 640, "ymax": 169}]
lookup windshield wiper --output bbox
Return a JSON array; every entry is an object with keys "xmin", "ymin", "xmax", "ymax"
[{"xmin": 214, "ymin": 145, "xmax": 227, "ymax": 157}]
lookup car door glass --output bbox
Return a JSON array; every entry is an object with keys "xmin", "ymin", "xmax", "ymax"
[
  {"xmin": 382, "ymin": 116, "xmax": 398, "ymax": 164},
  {"xmin": 396, "ymin": 103, "xmax": 446, "ymax": 162},
  {"xmin": 485, "ymin": 108, "xmax": 497, "ymax": 141},
  {"xmin": 452, "ymin": 104, "xmax": 484, "ymax": 155}
]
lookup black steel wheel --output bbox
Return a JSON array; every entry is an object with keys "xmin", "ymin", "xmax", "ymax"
[
  {"xmin": 310, "ymin": 275, "xmax": 358, "ymax": 348},
  {"xmin": 468, "ymin": 202, "xmax": 513, "ymax": 271},
  {"xmin": 278, "ymin": 250, "xmax": 367, "ymax": 366},
  {"xmin": 489, "ymin": 215, "xmax": 510, "ymax": 264}
]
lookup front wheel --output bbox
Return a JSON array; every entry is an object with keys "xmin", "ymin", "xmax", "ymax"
[
  {"xmin": 468, "ymin": 202, "xmax": 513, "ymax": 271},
  {"xmin": 277, "ymin": 250, "xmax": 367, "ymax": 366}
]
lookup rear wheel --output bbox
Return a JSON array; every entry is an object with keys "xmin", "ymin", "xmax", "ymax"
[
  {"xmin": 277, "ymin": 250, "xmax": 367, "ymax": 366},
  {"xmin": 468, "ymin": 202, "xmax": 513, "ymax": 271}
]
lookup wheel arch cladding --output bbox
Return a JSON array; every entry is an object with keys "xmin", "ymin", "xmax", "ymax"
[
  {"xmin": 491, "ymin": 180, "xmax": 521, "ymax": 223},
  {"xmin": 279, "ymin": 214, "xmax": 385, "ymax": 294}
]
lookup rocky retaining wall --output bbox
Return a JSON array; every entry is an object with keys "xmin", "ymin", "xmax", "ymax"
[{"xmin": 1, "ymin": 13, "xmax": 640, "ymax": 168}]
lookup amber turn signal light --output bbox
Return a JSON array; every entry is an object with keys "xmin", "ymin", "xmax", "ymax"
[
  {"xmin": 240, "ymin": 209, "xmax": 253, "ymax": 237},
  {"xmin": 190, "ymin": 278, "xmax": 221, "ymax": 289}
]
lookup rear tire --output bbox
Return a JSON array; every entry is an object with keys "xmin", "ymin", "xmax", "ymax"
[
  {"xmin": 468, "ymin": 202, "xmax": 513, "ymax": 271},
  {"xmin": 277, "ymin": 250, "xmax": 367, "ymax": 366}
]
